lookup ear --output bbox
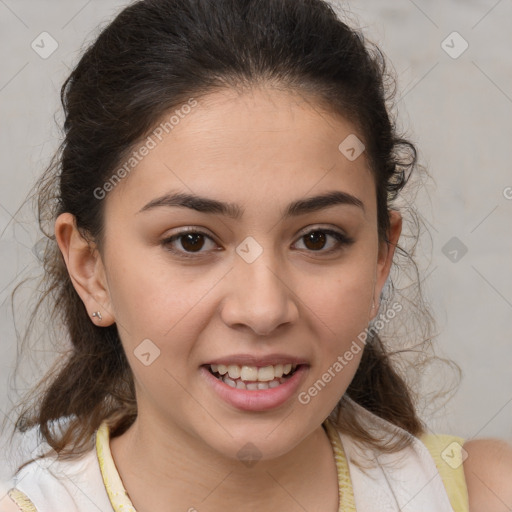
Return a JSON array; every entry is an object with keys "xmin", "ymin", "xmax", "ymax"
[
  {"xmin": 54, "ymin": 212, "xmax": 115, "ymax": 326},
  {"xmin": 372, "ymin": 209, "xmax": 402, "ymax": 314}
]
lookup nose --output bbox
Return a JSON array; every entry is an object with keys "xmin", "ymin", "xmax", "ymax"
[{"xmin": 219, "ymin": 249, "xmax": 299, "ymax": 336}]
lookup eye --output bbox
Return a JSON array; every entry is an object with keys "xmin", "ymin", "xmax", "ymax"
[
  {"xmin": 293, "ymin": 228, "xmax": 354, "ymax": 254},
  {"xmin": 161, "ymin": 226, "xmax": 354, "ymax": 259},
  {"xmin": 161, "ymin": 228, "xmax": 218, "ymax": 258}
]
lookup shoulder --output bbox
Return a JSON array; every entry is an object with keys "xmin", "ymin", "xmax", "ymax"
[
  {"xmin": 0, "ymin": 492, "xmax": 24, "ymax": 512},
  {"xmin": 0, "ymin": 490, "xmax": 34, "ymax": 512},
  {"xmin": 2, "ymin": 444, "xmax": 110, "ymax": 512},
  {"xmin": 1, "ymin": 457, "xmax": 78, "ymax": 512},
  {"xmin": 463, "ymin": 437, "xmax": 512, "ymax": 512}
]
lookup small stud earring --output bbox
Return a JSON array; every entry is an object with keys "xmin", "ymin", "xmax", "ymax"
[{"xmin": 92, "ymin": 311, "xmax": 102, "ymax": 321}]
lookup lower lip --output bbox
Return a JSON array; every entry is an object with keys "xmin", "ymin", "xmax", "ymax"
[{"xmin": 200, "ymin": 365, "xmax": 308, "ymax": 411}]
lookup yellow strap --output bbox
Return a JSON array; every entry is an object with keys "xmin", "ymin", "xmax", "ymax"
[
  {"xmin": 419, "ymin": 432, "xmax": 470, "ymax": 512},
  {"xmin": 323, "ymin": 418, "xmax": 357, "ymax": 512},
  {"xmin": 96, "ymin": 422, "xmax": 137, "ymax": 512},
  {"xmin": 6, "ymin": 489, "xmax": 37, "ymax": 512}
]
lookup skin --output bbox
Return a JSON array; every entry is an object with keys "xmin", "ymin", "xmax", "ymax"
[
  {"xmin": 464, "ymin": 439, "xmax": 512, "ymax": 512},
  {"xmin": 45, "ymin": 86, "xmax": 512, "ymax": 512}
]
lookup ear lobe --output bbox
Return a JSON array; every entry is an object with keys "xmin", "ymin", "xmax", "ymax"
[
  {"xmin": 372, "ymin": 209, "xmax": 402, "ymax": 313},
  {"xmin": 54, "ymin": 212, "xmax": 115, "ymax": 326}
]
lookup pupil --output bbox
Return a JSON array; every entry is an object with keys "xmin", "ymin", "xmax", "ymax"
[
  {"xmin": 182, "ymin": 233, "xmax": 204, "ymax": 252},
  {"xmin": 305, "ymin": 231, "xmax": 326, "ymax": 251}
]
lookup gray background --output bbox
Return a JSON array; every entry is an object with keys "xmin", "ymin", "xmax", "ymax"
[{"xmin": 1, "ymin": 0, "xmax": 511, "ymax": 490}]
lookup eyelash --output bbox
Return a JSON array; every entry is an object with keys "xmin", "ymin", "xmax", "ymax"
[{"xmin": 161, "ymin": 227, "xmax": 354, "ymax": 259}]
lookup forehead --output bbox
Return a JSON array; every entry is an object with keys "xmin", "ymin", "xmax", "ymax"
[{"xmin": 104, "ymin": 86, "xmax": 375, "ymax": 218}]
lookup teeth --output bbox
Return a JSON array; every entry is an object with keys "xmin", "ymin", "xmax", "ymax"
[
  {"xmin": 210, "ymin": 363, "xmax": 297, "ymax": 383},
  {"xmin": 257, "ymin": 366, "xmax": 275, "ymax": 382},
  {"xmin": 273, "ymin": 364, "xmax": 284, "ymax": 378},
  {"xmin": 224, "ymin": 376, "xmax": 236, "ymax": 388},
  {"xmin": 240, "ymin": 366, "xmax": 259, "ymax": 381},
  {"xmin": 227, "ymin": 365, "xmax": 241, "ymax": 379}
]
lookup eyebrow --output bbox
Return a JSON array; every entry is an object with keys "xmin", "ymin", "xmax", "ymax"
[{"xmin": 138, "ymin": 190, "xmax": 364, "ymax": 219}]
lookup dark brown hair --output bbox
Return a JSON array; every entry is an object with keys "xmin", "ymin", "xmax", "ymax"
[{"xmin": 10, "ymin": 0, "xmax": 456, "ymax": 462}]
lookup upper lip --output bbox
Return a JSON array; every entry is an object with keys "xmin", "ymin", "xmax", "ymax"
[{"xmin": 203, "ymin": 354, "xmax": 308, "ymax": 367}]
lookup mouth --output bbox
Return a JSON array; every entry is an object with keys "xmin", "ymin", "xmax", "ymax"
[{"xmin": 206, "ymin": 363, "xmax": 300, "ymax": 390}]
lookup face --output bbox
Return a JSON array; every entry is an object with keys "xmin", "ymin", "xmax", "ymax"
[{"xmin": 58, "ymin": 86, "xmax": 399, "ymax": 461}]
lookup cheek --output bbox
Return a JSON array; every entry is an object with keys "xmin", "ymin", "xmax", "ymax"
[
  {"xmin": 298, "ymin": 252, "xmax": 376, "ymax": 384},
  {"xmin": 308, "ymin": 274, "xmax": 373, "ymax": 324},
  {"xmin": 105, "ymin": 258, "xmax": 207, "ymax": 404},
  {"xmin": 108, "ymin": 262, "xmax": 209, "ymax": 340},
  {"xmin": 103, "ymin": 230, "xmax": 189, "ymax": 320},
  {"xmin": 301, "ymin": 255, "xmax": 376, "ymax": 332},
  {"xmin": 103, "ymin": 246, "xmax": 227, "ymax": 391}
]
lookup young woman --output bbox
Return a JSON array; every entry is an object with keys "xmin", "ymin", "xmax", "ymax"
[{"xmin": 2, "ymin": 0, "xmax": 511, "ymax": 511}]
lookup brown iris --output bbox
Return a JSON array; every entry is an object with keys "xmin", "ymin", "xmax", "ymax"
[
  {"xmin": 180, "ymin": 233, "xmax": 206, "ymax": 252},
  {"xmin": 303, "ymin": 231, "xmax": 327, "ymax": 251}
]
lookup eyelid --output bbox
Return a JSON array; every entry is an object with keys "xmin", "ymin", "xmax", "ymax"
[
  {"xmin": 164, "ymin": 226, "xmax": 215, "ymax": 238},
  {"xmin": 296, "ymin": 224, "xmax": 349, "ymax": 238}
]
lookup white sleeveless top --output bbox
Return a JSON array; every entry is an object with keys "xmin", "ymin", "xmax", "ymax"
[{"xmin": 5, "ymin": 399, "xmax": 467, "ymax": 512}]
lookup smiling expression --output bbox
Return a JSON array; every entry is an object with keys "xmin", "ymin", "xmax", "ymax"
[{"xmin": 70, "ymin": 84, "xmax": 398, "ymax": 460}]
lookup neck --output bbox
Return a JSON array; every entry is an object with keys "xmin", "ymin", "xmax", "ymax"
[{"xmin": 109, "ymin": 413, "xmax": 340, "ymax": 512}]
